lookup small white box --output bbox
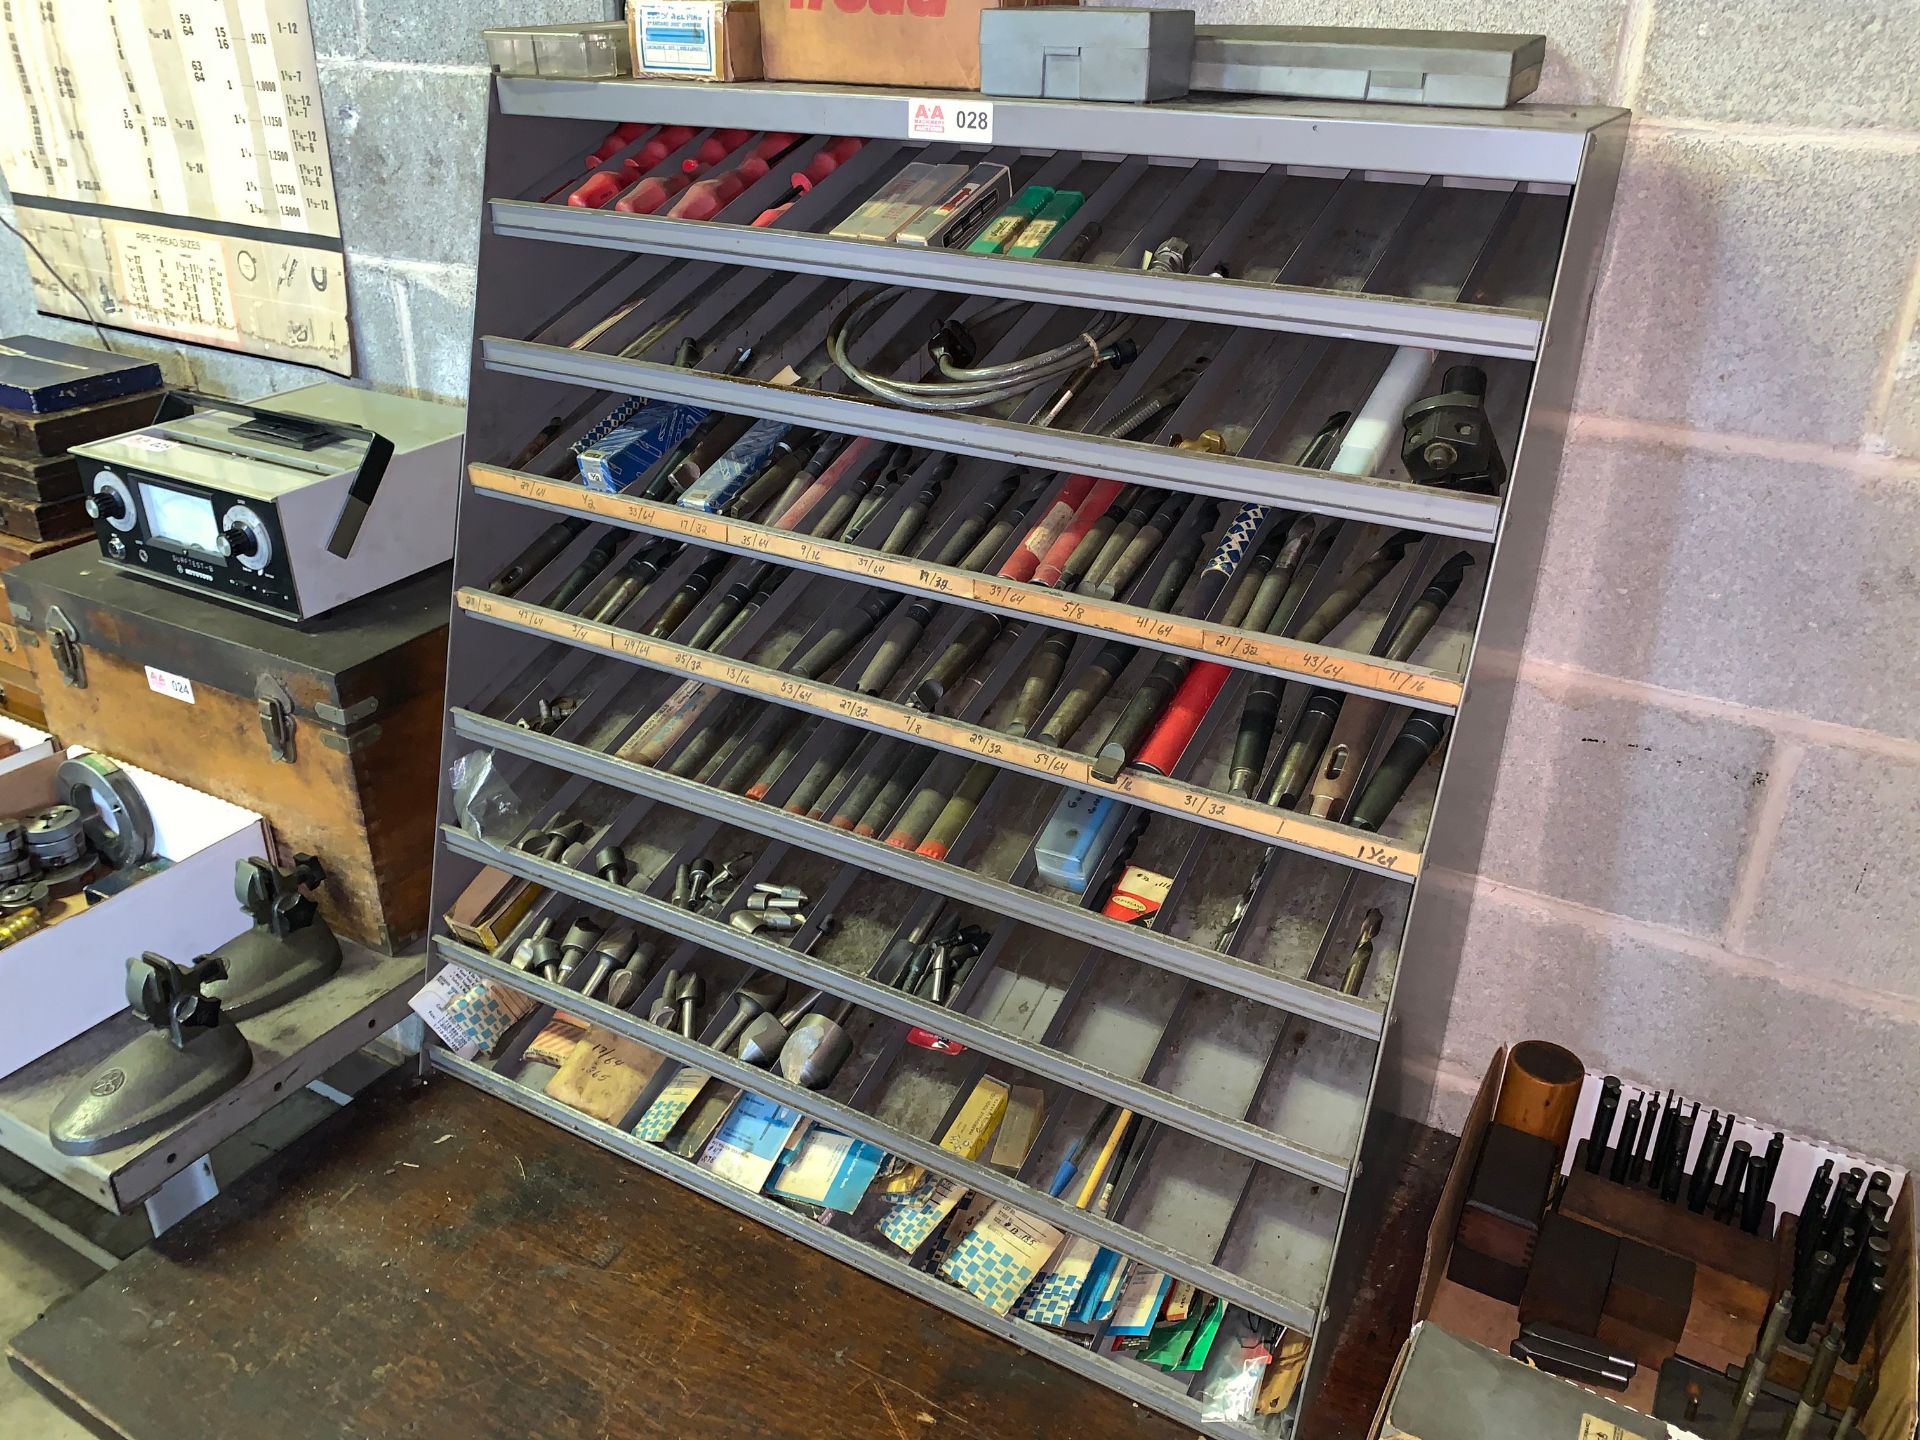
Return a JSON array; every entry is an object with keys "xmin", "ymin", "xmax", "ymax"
[{"xmin": 0, "ymin": 723, "xmax": 269, "ymax": 1080}]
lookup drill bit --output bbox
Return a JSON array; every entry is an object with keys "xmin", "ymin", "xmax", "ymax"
[{"xmin": 1341, "ymin": 909, "xmax": 1384, "ymax": 995}]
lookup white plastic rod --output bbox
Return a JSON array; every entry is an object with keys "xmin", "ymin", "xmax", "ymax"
[{"xmin": 1329, "ymin": 346, "xmax": 1436, "ymax": 478}]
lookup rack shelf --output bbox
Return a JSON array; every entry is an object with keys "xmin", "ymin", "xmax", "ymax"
[
  {"xmin": 439, "ymin": 932, "xmax": 1326, "ymax": 1326},
  {"xmin": 450, "ymin": 705, "xmax": 1383, "ymax": 1034},
  {"xmin": 457, "ymin": 587, "xmax": 1426, "ymax": 878},
  {"xmin": 440, "ymin": 825, "xmax": 1359, "ymax": 1182},
  {"xmin": 494, "ymin": 75, "xmax": 1609, "ymax": 184},
  {"xmin": 439, "ymin": 1050, "xmax": 1271, "ymax": 1440},
  {"xmin": 433, "ymin": 76, "xmax": 1627, "ymax": 1433},
  {"xmin": 468, "ymin": 464, "xmax": 1465, "ymax": 711},
  {"xmin": 481, "ymin": 338, "xmax": 1507, "ymax": 540},
  {"xmin": 487, "ymin": 199, "xmax": 1546, "ymax": 359}
]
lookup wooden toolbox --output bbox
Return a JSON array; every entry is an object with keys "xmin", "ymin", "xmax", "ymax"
[{"xmin": 3, "ymin": 545, "xmax": 450, "ymax": 951}]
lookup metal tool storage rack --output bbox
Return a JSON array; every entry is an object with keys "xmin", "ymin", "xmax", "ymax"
[{"xmin": 430, "ymin": 75, "xmax": 1626, "ymax": 1436}]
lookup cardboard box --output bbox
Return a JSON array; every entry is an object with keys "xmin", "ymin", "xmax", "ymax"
[
  {"xmin": 761, "ymin": 0, "xmax": 1068, "ymax": 91},
  {"xmin": 629, "ymin": 0, "xmax": 762, "ymax": 81},
  {"xmin": 443, "ymin": 865, "xmax": 543, "ymax": 952},
  {"xmin": 0, "ymin": 721, "xmax": 270, "ymax": 1080},
  {"xmin": 1405, "ymin": 1044, "xmax": 1917, "ymax": 1438}
]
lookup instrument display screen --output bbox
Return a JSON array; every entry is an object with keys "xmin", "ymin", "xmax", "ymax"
[{"xmin": 138, "ymin": 482, "xmax": 221, "ymax": 554}]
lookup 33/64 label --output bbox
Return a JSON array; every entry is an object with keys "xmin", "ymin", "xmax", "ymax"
[{"xmin": 905, "ymin": 97, "xmax": 993, "ymax": 145}]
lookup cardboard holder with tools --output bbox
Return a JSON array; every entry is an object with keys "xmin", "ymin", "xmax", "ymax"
[{"xmin": 1405, "ymin": 1044, "xmax": 1917, "ymax": 1440}]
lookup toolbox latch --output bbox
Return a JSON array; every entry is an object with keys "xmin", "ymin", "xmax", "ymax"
[
  {"xmin": 46, "ymin": 606, "xmax": 85, "ymax": 689},
  {"xmin": 256, "ymin": 675, "xmax": 297, "ymax": 763}
]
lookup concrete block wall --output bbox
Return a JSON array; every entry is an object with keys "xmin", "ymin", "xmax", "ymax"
[
  {"xmin": 1, "ymin": 4, "xmax": 1915, "ymax": 1163},
  {"xmin": 1181, "ymin": 0, "xmax": 1919, "ymax": 1167}
]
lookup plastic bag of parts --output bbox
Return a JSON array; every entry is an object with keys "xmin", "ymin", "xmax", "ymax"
[
  {"xmin": 678, "ymin": 419, "xmax": 790, "ymax": 512},
  {"xmin": 1196, "ymin": 1311, "xmax": 1274, "ymax": 1423},
  {"xmin": 450, "ymin": 748, "xmax": 522, "ymax": 843}
]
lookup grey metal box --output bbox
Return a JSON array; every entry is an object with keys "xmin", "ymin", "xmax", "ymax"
[
  {"xmin": 1191, "ymin": 26, "xmax": 1545, "ymax": 109},
  {"xmin": 980, "ymin": 8, "xmax": 1194, "ymax": 104}
]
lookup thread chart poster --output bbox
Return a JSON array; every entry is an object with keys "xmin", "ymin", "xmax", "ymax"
[{"xmin": 0, "ymin": 0, "xmax": 352, "ymax": 373}]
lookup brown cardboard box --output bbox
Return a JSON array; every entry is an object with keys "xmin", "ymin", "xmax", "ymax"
[
  {"xmin": 629, "ymin": 0, "xmax": 762, "ymax": 82},
  {"xmin": 1405, "ymin": 1045, "xmax": 1917, "ymax": 1435},
  {"xmin": 761, "ymin": 0, "xmax": 1071, "ymax": 90}
]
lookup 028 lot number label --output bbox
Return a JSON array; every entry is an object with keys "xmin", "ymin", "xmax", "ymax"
[{"xmin": 905, "ymin": 97, "xmax": 993, "ymax": 145}]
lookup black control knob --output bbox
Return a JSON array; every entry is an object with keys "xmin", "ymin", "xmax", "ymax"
[
  {"xmin": 85, "ymin": 489, "xmax": 127, "ymax": 522},
  {"xmin": 217, "ymin": 504, "xmax": 272, "ymax": 572},
  {"xmin": 220, "ymin": 523, "xmax": 259, "ymax": 559}
]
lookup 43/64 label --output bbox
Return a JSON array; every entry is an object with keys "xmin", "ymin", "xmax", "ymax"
[{"xmin": 905, "ymin": 97, "xmax": 993, "ymax": 145}]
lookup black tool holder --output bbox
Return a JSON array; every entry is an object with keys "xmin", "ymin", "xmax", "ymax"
[
  {"xmin": 51, "ymin": 953, "xmax": 254, "ymax": 1156},
  {"xmin": 201, "ymin": 853, "xmax": 345, "ymax": 1021}
]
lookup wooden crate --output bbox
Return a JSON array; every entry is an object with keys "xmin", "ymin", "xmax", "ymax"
[{"xmin": 4, "ymin": 546, "xmax": 450, "ymax": 951}]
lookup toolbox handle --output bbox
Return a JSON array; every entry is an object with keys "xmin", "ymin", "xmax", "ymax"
[{"xmin": 153, "ymin": 390, "xmax": 394, "ymax": 559}]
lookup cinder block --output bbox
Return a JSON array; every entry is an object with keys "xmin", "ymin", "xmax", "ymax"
[
  {"xmin": 1636, "ymin": 1, "xmax": 1920, "ymax": 131},
  {"xmin": 1173, "ymin": 0, "xmax": 1631, "ymax": 103},
  {"xmin": 178, "ymin": 349, "xmax": 324, "ymax": 400},
  {"xmin": 1442, "ymin": 888, "xmax": 1920, "ymax": 1169},
  {"xmin": 1745, "ymin": 746, "xmax": 1920, "ymax": 999},
  {"xmin": 317, "ymin": 60, "xmax": 489, "ymax": 267},
  {"xmin": 1524, "ymin": 432, "xmax": 1920, "ymax": 741},
  {"xmin": 1572, "ymin": 132, "xmax": 1920, "ymax": 447},
  {"xmin": 393, "ymin": 262, "xmax": 479, "ymax": 401},
  {"xmin": 1481, "ymin": 679, "xmax": 1772, "ymax": 934},
  {"xmin": 1878, "ymin": 314, "xmax": 1919, "ymax": 458},
  {"xmin": 306, "ymin": 0, "xmax": 362, "ymax": 58},
  {"xmin": 366, "ymin": 0, "xmax": 622, "ymax": 65},
  {"xmin": 339, "ymin": 258, "xmax": 411, "ymax": 394}
]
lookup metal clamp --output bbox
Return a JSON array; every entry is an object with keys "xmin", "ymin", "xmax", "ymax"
[
  {"xmin": 256, "ymin": 674, "xmax": 296, "ymax": 763},
  {"xmin": 46, "ymin": 606, "xmax": 84, "ymax": 689}
]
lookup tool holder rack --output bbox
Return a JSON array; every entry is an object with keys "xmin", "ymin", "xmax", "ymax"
[{"xmin": 431, "ymin": 75, "xmax": 1627, "ymax": 1436}]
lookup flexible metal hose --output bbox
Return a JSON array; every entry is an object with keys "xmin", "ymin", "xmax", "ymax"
[{"xmin": 827, "ymin": 239, "xmax": 1192, "ymax": 412}]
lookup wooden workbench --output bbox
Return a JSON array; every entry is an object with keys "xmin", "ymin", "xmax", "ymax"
[{"xmin": 8, "ymin": 1074, "xmax": 1454, "ymax": 1440}]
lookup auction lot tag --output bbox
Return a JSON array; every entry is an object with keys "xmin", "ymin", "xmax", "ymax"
[{"xmin": 905, "ymin": 97, "xmax": 994, "ymax": 144}]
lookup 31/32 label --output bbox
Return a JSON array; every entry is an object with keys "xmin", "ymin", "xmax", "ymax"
[{"xmin": 905, "ymin": 97, "xmax": 993, "ymax": 145}]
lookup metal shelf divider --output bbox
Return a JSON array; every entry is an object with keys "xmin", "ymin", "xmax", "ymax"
[
  {"xmin": 450, "ymin": 706, "xmax": 1382, "ymax": 1034},
  {"xmin": 479, "ymin": 337, "xmax": 1506, "ymax": 540},
  {"xmin": 432, "ymin": 76, "xmax": 1628, "ymax": 1434},
  {"xmin": 487, "ymin": 200, "xmax": 1545, "ymax": 359},
  {"xmin": 466, "ymin": 464, "xmax": 1466, "ymax": 712}
]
